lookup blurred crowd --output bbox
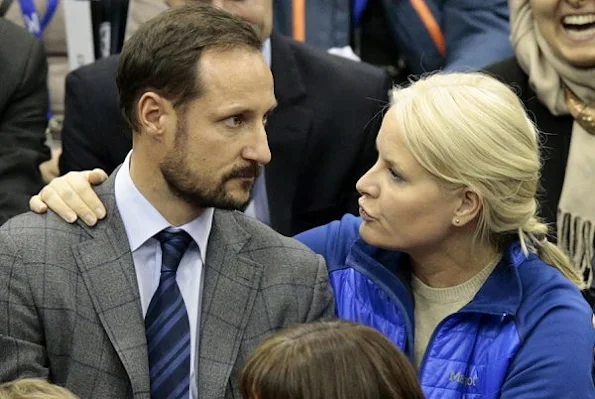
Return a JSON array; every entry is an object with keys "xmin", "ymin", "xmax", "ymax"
[{"xmin": 0, "ymin": 1, "xmax": 594, "ymax": 398}]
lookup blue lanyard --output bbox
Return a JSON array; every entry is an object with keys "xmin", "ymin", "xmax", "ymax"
[
  {"xmin": 18, "ymin": 0, "xmax": 59, "ymax": 39},
  {"xmin": 353, "ymin": 0, "xmax": 369, "ymax": 27},
  {"xmin": 19, "ymin": 0, "xmax": 60, "ymax": 121}
]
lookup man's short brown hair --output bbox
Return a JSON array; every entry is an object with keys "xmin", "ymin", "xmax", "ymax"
[{"xmin": 117, "ymin": 3, "xmax": 262, "ymax": 132}]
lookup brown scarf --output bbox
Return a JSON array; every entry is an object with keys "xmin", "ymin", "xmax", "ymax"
[{"xmin": 509, "ymin": 0, "xmax": 595, "ymax": 286}]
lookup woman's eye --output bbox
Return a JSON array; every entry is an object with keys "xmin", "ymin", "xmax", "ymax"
[{"xmin": 389, "ymin": 168, "xmax": 404, "ymax": 182}]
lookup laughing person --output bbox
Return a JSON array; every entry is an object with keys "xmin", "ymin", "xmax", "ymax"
[{"xmin": 486, "ymin": 0, "xmax": 595, "ymax": 297}]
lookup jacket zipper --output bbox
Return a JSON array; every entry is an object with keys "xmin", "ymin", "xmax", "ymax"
[
  {"xmin": 418, "ymin": 313, "xmax": 454, "ymax": 378},
  {"xmin": 347, "ymin": 260, "xmax": 416, "ymax": 359}
]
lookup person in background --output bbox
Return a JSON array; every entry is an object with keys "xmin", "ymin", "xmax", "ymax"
[
  {"xmin": 0, "ymin": 379, "xmax": 78, "ymax": 399},
  {"xmin": 0, "ymin": 18, "xmax": 50, "ymax": 225},
  {"xmin": 29, "ymin": 72, "xmax": 595, "ymax": 398},
  {"xmin": 485, "ymin": 0, "xmax": 595, "ymax": 301},
  {"xmin": 4, "ymin": 0, "xmax": 66, "ymax": 131},
  {"xmin": 240, "ymin": 320, "xmax": 424, "ymax": 399},
  {"xmin": 5, "ymin": 0, "xmax": 65, "ymax": 183},
  {"xmin": 273, "ymin": 0, "xmax": 513, "ymax": 83},
  {"xmin": 4, "ymin": 0, "xmax": 163, "ymax": 183},
  {"xmin": 57, "ymin": 0, "xmax": 391, "ymax": 236}
]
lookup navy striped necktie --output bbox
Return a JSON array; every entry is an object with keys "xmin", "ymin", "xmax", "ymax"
[{"xmin": 145, "ymin": 230, "xmax": 193, "ymax": 399}]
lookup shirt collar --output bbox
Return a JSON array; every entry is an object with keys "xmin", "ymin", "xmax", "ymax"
[{"xmin": 114, "ymin": 151, "xmax": 214, "ymax": 261}]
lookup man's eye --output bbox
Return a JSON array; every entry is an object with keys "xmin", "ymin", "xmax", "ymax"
[{"xmin": 225, "ymin": 115, "xmax": 245, "ymax": 128}]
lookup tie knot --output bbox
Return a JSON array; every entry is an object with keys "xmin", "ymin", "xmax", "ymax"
[{"xmin": 155, "ymin": 230, "xmax": 193, "ymax": 273}]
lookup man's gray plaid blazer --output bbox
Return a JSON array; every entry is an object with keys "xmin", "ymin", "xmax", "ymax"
[{"xmin": 0, "ymin": 174, "xmax": 335, "ymax": 398}]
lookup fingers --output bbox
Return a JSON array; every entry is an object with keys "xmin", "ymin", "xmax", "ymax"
[
  {"xmin": 29, "ymin": 194, "xmax": 48, "ymax": 214},
  {"xmin": 29, "ymin": 170, "xmax": 108, "ymax": 225},
  {"xmin": 78, "ymin": 169, "xmax": 108, "ymax": 220},
  {"xmin": 38, "ymin": 171, "xmax": 107, "ymax": 226},
  {"xmin": 63, "ymin": 171, "xmax": 107, "ymax": 225},
  {"xmin": 39, "ymin": 185, "xmax": 79, "ymax": 223},
  {"xmin": 85, "ymin": 168, "xmax": 109, "ymax": 186}
]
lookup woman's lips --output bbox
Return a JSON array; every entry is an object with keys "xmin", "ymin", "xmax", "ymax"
[{"xmin": 359, "ymin": 205, "xmax": 375, "ymax": 221}]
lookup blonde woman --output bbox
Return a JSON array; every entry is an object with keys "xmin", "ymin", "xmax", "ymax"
[
  {"xmin": 296, "ymin": 73, "xmax": 594, "ymax": 398},
  {"xmin": 28, "ymin": 72, "xmax": 595, "ymax": 398}
]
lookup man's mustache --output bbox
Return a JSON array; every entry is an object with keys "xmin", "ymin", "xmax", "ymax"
[{"xmin": 224, "ymin": 163, "xmax": 261, "ymax": 180}]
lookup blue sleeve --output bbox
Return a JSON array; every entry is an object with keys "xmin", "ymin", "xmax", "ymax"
[
  {"xmin": 294, "ymin": 214, "xmax": 362, "ymax": 270},
  {"xmin": 500, "ymin": 291, "xmax": 595, "ymax": 398},
  {"xmin": 442, "ymin": 0, "xmax": 514, "ymax": 71}
]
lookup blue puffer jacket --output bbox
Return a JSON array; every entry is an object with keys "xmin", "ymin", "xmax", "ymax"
[{"xmin": 295, "ymin": 214, "xmax": 595, "ymax": 399}]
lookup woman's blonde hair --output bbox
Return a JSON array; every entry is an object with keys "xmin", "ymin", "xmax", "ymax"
[
  {"xmin": 0, "ymin": 379, "xmax": 78, "ymax": 399},
  {"xmin": 389, "ymin": 72, "xmax": 583, "ymax": 288},
  {"xmin": 240, "ymin": 320, "xmax": 424, "ymax": 399}
]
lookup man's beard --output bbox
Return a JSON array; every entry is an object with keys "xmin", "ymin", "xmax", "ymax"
[{"xmin": 160, "ymin": 121, "xmax": 260, "ymax": 211}]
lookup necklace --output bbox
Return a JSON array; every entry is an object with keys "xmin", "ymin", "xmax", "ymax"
[{"xmin": 564, "ymin": 86, "xmax": 595, "ymax": 135}]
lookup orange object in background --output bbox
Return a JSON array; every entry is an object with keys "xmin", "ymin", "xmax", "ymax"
[
  {"xmin": 410, "ymin": 0, "xmax": 445, "ymax": 56},
  {"xmin": 292, "ymin": 0, "xmax": 305, "ymax": 41}
]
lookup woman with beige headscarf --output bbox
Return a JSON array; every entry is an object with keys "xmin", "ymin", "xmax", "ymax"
[{"xmin": 486, "ymin": 0, "xmax": 595, "ymax": 303}]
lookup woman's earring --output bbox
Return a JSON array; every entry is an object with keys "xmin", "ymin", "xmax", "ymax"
[{"xmin": 454, "ymin": 219, "xmax": 460, "ymax": 225}]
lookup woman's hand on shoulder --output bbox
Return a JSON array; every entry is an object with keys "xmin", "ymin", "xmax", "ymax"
[{"xmin": 29, "ymin": 169, "xmax": 108, "ymax": 226}]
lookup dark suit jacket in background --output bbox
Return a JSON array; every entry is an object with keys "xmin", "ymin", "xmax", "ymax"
[
  {"xmin": 59, "ymin": 32, "xmax": 392, "ymax": 236},
  {"xmin": 0, "ymin": 19, "xmax": 50, "ymax": 225},
  {"xmin": 0, "ymin": 172, "xmax": 335, "ymax": 398},
  {"xmin": 484, "ymin": 57, "xmax": 573, "ymax": 228}
]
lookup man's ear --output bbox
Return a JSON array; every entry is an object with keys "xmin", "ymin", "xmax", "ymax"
[
  {"xmin": 452, "ymin": 188, "xmax": 482, "ymax": 227},
  {"xmin": 137, "ymin": 92, "xmax": 175, "ymax": 139}
]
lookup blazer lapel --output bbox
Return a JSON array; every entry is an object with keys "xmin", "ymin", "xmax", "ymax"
[
  {"xmin": 73, "ymin": 175, "xmax": 150, "ymax": 397},
  {"xmin": 267, "ymin": 32, "xmax": 313, "ymax": 236},
  {"xmin": 198, "ymin": 210, "xmax": 264, "ymax": 398}
]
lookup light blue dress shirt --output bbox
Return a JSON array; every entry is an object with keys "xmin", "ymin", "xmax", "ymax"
[{"xmin": 115, "ymin": 152, "xmax": 214, "ymax": 399}]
